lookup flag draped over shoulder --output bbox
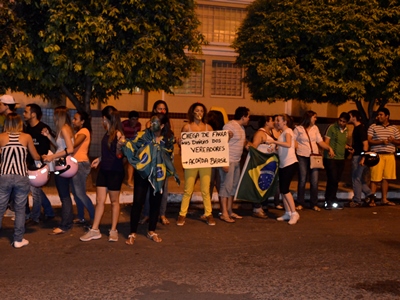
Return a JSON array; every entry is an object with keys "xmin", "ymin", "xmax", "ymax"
[
  {"xmin": 122, "ymin": 129, "xmax": 180, "ymax": 194},
  {"xmin": 235, "ymin": 147, "xmax": 279, "ymax": 203}
]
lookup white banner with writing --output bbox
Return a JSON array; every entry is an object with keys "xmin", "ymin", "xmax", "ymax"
[{"xmin": 180, "ymin": 130, "xmax": 230, "ymax": 169}]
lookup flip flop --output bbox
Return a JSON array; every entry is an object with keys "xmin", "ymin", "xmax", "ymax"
[
  {"xmin": 49, "ymin": 228, "xmax": 66, "ymax": 235},
  {"xmin": 382, "ymin": 201, "xmax": 396, "ymax": 206},
  {"xmin": 229, "ymin": 213, "xmax": 243, "ymax": 219},
  {"xmin": 220, "ymin": 215, "xmax": 235, "ymax": 223}
]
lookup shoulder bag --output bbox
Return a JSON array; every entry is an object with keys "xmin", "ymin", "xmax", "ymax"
[{"xmin": 304, "ymin": 127, "xmax": 324, "ymax": 169}]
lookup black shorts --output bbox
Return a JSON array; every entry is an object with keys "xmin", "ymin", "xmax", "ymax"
[
  {"xmin": 96, "ymin": 169, "xmax": 124, "ymax": 191},
  {"xmin": 279, "ymin": 162, "xmax": 298, "ymax": 194}
]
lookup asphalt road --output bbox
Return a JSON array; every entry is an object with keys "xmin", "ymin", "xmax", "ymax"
[{"xmin": 0, "ymin": 204, "xmax": 400, "ymax": 300}]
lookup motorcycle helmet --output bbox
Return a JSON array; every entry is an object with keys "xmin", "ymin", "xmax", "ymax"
[
  {"xmin": 54, "ymin": 156, "xmax": 79, "ymax": 178},
  {"xmin": 28, "ymin": 164, "xmax": 50, "ymax": 187},
  {"xmin": 361, "ymin": 152, "xmax": 380, "ymax": 167}
]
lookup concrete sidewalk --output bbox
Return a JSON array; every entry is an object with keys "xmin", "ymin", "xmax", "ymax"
[{"xmin": 36, "ymin": 153, "xmax": 400, "ymax": 207}]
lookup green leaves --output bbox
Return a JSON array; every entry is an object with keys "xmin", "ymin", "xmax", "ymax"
[
  {"xmin": 0, "ymin": 0, "xmax": 204, "ymax": 111},
  {"xmin": 234, "ymin": 0, "xmax": 400, "ymax": 106}
]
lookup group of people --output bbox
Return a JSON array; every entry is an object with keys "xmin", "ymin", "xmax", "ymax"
[{"xmin": 0, "ymin": 93, "xmax": 399, "ymax": 248}]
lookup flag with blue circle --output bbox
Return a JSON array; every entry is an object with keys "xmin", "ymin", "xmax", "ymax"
[{"xmin": 235, "ymin": 147, "xmax": 279, "ymax": 203}]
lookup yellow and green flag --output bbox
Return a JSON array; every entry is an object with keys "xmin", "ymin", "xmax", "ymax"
[{"xmin": 235, "ymin": 147, "xmax": 279, "ymax": 203}]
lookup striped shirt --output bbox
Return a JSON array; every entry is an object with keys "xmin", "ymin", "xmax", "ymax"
[
  {"xmin": 1, "ymin": 133, "xmax": 28, "ymax": 176},
  {"xmin": 368, "ymin": 123, "xmax": 400, "ymax": 153}
]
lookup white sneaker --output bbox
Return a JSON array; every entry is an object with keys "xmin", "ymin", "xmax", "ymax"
[
  {"xmin": 288, "ymin": 212, "xmax": 300, "ymax": 225},
  {"xmin": 80, "ymin": 229, "xmax": 102, "ymax": 242},
  {"xmin": 277, "ymin": 212, "xmax": 291, "ymax": 221},
  {"xmin": 13, "ymin": 238, "xmax": 29, "ymax": 248},
  {"xmin": 109, "ymin": 229, "xmax": 118, "ymax": 242}
]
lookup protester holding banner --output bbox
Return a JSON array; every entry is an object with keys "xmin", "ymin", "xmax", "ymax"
[
  {"xmin": 293, "ymin": 111, "xmax": 335, "ymax": 211},
  {"xmin": 270, "ymin": 114, "xmax": 300, "ymax": 225},
  {"xmin": 177, "ymin": 103, "xmax": 216, "ymax": 226},
  {"xmin": 219, "ymin": 107, "xmax": 251, "ymax": 223}
]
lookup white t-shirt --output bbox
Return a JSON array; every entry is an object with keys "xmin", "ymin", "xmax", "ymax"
[
  {"xmin": 293, "ymin": 125, "xmax": 323, "ymax": 157},
  {"xmin": 223, "ymin": 120, "xmax": 245, "ymax": 163},
  {"xmin": 277, "ymin": 128, "xmax": 298, "ymax": 168}
]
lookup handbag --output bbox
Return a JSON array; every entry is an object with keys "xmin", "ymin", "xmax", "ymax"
[{"xmin": 303, "ymin": 127, "xmax": 324, "ymax": 169}]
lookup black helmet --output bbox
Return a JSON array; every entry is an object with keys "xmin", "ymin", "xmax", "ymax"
[{"xmin": 361, "ymin": 152, "xmax": 380, "ymax": 167}]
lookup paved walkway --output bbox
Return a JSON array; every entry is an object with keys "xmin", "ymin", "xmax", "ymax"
[{"xmin": 37, "ymin": 154, "xmax": 400, "ymax": 207}]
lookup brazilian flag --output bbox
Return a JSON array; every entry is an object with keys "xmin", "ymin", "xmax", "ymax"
[{"xmin": 235, "ymin": 147, "xmax": 279, "ymax": 203}]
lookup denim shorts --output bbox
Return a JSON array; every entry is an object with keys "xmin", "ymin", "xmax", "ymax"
[
  {"xmin": 96, "ymin": 168, "xmax": 124, "ymax": 191},
  {"xmin": 218, "ymin": 161, "xmax": 241, "ymax": 198}
]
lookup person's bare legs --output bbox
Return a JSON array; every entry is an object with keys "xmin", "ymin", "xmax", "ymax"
[
  {"xmin": 283, "ymin": 193, "xmax": 296, "ymax": 213},
  {"xmin": 381, "ymin": 179, "xmax": 389, "ymax": 202},
  {"xmin": 91, "ymin": 187, "xmax": 107, "ymax": 230},
  {"xmin": 109, "ymin": 190, "xmax": 121, "ymax": 231},
  {"xmin": 220, "ymin": 196, "xmax": 229, "ymax": 218},
  {"xmin": 127, "ymin": 164, "xmax": 134, "ymax": 187}
]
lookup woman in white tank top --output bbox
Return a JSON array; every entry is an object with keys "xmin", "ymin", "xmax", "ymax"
[
  {"xmin": 42, "ymin": 106, "xmax": 75, "ymax": 235},
  {"xmin": 247, "ymin": 116, "xmax": 280, "ymax": 218}
]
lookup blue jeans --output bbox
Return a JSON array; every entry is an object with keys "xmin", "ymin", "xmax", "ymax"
[
  {"xmin": 218, "ymin": 162, "xmax": 241, "ymax": 198},
  {"xmin": 0, "ymin": 175, "xmax": 30, "ymax": 242},
  {"xmin": 71, "ymin": 161, "xmax": 95, "ymax": 220},
  {"xmin": 297, "ymin": 155, "xmax": 319, "ymax": 208},
  {"xmin": 54, "ymin": 175, "xmax": 73, "ymax": 231},
  {"xmin": 29, "ymin": 186, "xmax": 55, "ymax": 222},
  {"xmin": 351, "ymin": 156, "xmax": 372, "ymax": 203}
]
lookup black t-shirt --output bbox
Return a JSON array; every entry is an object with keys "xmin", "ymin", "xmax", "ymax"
[
  {"xmin": 24, "ymin": 121, "xmax": 52, "ymax": 168},
  {"xmin": 352, "ymin": 124, "xmax": 368, "ymax": 155}
]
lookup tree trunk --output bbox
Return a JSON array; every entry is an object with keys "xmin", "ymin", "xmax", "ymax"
[
  {"xmin": 355, "ymin": 99, "xmax": 369, "ymax": 126},
  {"xmin": 84, "ymin": 76, "xmax": 92, "ymax": 114}
]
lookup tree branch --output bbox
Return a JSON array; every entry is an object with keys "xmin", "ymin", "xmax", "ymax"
[{"xmin": 61, "ymin": 84, "xmax": 84, "ymax": 112}]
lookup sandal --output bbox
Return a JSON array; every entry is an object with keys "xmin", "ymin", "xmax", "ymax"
[
  {"xmin": 49, "ymin": 227, "xmax": 66, "ymax": 235},
  {"xmin": 229, "ymin": 213, "xmax": 243, "ymax": 219},
  {"xmin": 147, "ymin": 231, "xmax": 162, "ymax": 243},
  {"xmin": 382, "ymin": 201, "xmax": 396, "ymax": 206},
  {"xmin": 160, "ymin": 215, "xmax": 170, "ymax": 225},
  {"xmin": 369, "ymin": 200, "xmax": 376, "ymax": 207},
  {"xmin": 220, "ymin": 215, "xmax": 235, "ymax": 223},
  {"xmin": 125, "ymin": 233, "xmax": 136, "ymax": 245}
]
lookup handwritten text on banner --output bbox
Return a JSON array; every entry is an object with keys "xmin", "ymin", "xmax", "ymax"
[{"xmin": 181, "ymin": 130, "xmax": 229, "ymax": 169}]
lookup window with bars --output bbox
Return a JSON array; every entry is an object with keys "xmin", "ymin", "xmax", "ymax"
[
  {"xmin": 120, "ymin": 87, "xmax": 142, "ymax": 94},
  {"xmin": 172, "ymin": 61, "xmax": 204, "ymax": 95},
  {"xmin": 211, "ymin": 61, "xmax": 243, "ymax": 97},
  {"xmin": 197, "ymin": 5, "xmax": 247, "ymax": 44}
]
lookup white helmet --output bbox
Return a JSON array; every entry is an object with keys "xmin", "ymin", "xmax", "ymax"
[
  {"xmin": 28, "ymin": 164, "xmax": 50, "ymax": 187},
  {"xmin": 55, "ymin": 156, "xmax": 79, "ymax": 178}
]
